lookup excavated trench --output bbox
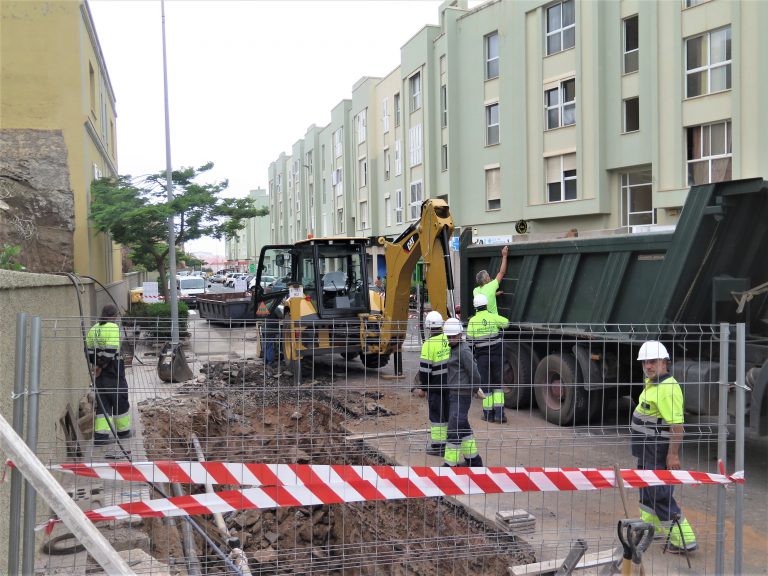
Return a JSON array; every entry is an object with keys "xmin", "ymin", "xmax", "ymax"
[{"xmin": 139, "ymin": 360, "xmax": 534, "ymax": 574}]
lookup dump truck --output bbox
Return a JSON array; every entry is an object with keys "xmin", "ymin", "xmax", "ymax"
[{"xmin": 460, "ymin": 178, "xmax": 768, "ymax": 434}]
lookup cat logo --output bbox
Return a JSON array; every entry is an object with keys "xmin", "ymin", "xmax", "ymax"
[{"xmin": 404, "ymin": 233, "xmax": 419, "ymax": 253}]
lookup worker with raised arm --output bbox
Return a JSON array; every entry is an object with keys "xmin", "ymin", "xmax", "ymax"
[
  {"xmin": 416, "ymin": 311, "xmax": 451, "ymax": 457},
  {"xmin": 442, "ymin": 318, "xmax": 483, "ymax": 468},
  {"xmin": 631, "ymin": 340, "xmax": 697, "ymax": 554},
  {"xmin": 85, "ymin": 304, "xmax": 132, "ymax": 445},
  {"xmin": 473, "ymin": 244, "xmax": 508, "ymax": 315},
  {"xmin": 466, "ymin": 293, "xmax": 510, "ymax": 423}
]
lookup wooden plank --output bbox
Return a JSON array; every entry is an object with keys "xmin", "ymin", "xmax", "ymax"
[
  {"xmin": 345, "ymin": 429, "xmax": 429, "ymax": 442},
  {"xmin": 509, "ymin": 547, "xmax": 618, "ymax": 576}
]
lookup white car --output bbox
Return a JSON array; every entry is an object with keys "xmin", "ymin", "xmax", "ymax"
[{"xmin": 248, "ymin": 275, "xmax": 276, "ymax": 291}]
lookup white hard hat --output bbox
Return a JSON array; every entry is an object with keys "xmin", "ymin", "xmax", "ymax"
[
  {"xmin": 443, "ymin": 318, "xmax": 463, "ymax": 336},
  {"xmin": 473, "ymin": 293, "xmax": 489, "ymax": 308},
  {"xmin": 424, "ymin": 311, "xmax": 444, "ymax": 329},
  {"xmin": 637, "ymin": 341, "xmax": 670, "ymax": 361}
]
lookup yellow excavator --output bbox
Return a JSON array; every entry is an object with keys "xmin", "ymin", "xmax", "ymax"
[{"xmin": 252, "ymin": 199, "xmax": 456, "ymax": 378}]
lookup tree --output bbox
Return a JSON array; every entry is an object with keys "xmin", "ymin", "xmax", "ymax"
[{"xmin": 90, "ymin": 162, "xmax": 268, "ymax": 297}]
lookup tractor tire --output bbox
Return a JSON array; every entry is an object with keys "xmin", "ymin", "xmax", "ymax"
[
  {"xmin": 502, "ymin": 342, "xmax": 538, "ymax": 410},
  {"xmin": 360, "ymin": 352, "xmax": 390, "ymax": 369},
  {"xmin": 533, "ymin": 353, "xmax": 591, "ymax": 426}
]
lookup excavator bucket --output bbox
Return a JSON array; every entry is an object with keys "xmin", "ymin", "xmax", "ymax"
[{"xmin": 157, "ymin": 342, "xmax": 194, "ymax": 383}]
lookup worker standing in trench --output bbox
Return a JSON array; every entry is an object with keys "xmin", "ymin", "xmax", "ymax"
[
  {"xmin": 415, "ymin": 311, "xmax": 451, "ymax": 457},
  {"xmin": 442, "ymin": 318, "xmax": 483, "ymax": 467},
  {"xmin": 631, "ymin": 340, "xmax": 698, "ymax": 553}
]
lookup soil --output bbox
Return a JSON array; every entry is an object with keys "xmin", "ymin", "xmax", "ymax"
[{"xmin": 138, "ymin": 359, "xmax": 534, "ymax": 574}]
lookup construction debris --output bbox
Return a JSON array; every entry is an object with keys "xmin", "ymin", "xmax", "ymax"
[{"xmin": 496, "ymin": 509, "xmax": 536, "ymax": 535}]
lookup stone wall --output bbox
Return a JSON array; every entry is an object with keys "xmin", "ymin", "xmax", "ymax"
[{"xmin": 0, "ymin": 129, "xmax": 75, "ymax": 272}]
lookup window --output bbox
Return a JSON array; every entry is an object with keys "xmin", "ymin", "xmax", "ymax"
[
  {"xmin": 385, "ymin": 196, "xmax": 392, "ymax": 227},
  {"xmin": 623, "ymin": 15, "xmax": 638, "ymax": 74},
  {"xmin": 620, "ymin": 171, "xmax": 654, "ymax": 226},
  {"xmin": 384, "ymin": 148, "xmax": 391, "ymax": 180},
  {"xmin": 684, "ymin": 0, "xmax": 707, "ymax": 7},
  {"xmin": 395, "ymin": 188, "xmax": 403, "ymax": 223},
  {"xmin": 440, "ymin": 54, "xmax": 446, "ymax": 76},
  {"xmin": 686, "ymin": 27, "xmax": 731, "ymax": 98},
  {"xmin": 395, "ymin": 140, "xmax": 402, "ymax": 175},
  {"xmin": 485, "ymin": 31, "xmax": 499, "ymax": 79},
  {"xmin": 687, "ymin": 120, "xmax": 732, "ymax": 185},
  {"xmin": 410, "ymin": 72, "xmax": 422, "ymax": 111},
  {"xmin": 486, "ymin": 103, "xmax": 499, "ymax": 145},
  {"xmin": 409, "ymin": 181, "xmax": 423, "ymax": 220},
  {"xmin": 360, "ymin": 201, "xmax": 368, "ymax": 229},
  {"xmin": 545, "ymin": 79, "xmax": 576, "ymax": 129},
  {"xmin": 441, "ymin": 144, "xmax": 448, "ymax": 172},
  {"xmin": 546, "ymin": 0, "xmax": 575, "ymax": 55},
  {"xmin": 357, "ymin": 109, "xmax": 367, "ymax": 143},
  {"xmin": 337, "ymin": 209, "xmax": 344, "ymax": 234},
  {"xmin": 394, "ymin": 93, "xmax": 401, "ymax": 126},
  {"xmin": 546, "ymin": 154, "xmax": 577, "ymax": 202},
  {"xmin": 306, "ymin": 152, "xmax": 313, "ymax": 177},
  {"xmin": 409, "ymin": 125, "xmax": 423, "ymax": 167},
  {"xmin": 486, "ymin": 167, "xmax": 501, "ymax": 210},
  {"xmin": 334, "ymin": 128, "xmax": 343, "ymax": 158},
  {"xmin": 358, "ymin": 158, "xmax": 367, "ymax": 188},
  {"xmin": 89, "ymin": 62, "xmax": 96, "ymax": 115},
  {"xmin": 623, "ymin": 97, "xmax": 639, "ymax": 133},
  {"xmin": 440, "ymin": 85, "xmax": 448, "ymax": 127},
  {"xmin": 382, "ymin": 97, "xmax": 390, "ymax": 133}
]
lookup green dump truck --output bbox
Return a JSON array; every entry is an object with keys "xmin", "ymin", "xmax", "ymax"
[{"xmin": 459, "ymin": 178, "xmax": 768, "ymax": 433}]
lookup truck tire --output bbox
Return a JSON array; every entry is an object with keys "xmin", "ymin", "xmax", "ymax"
[
  {"xmin": 502, "ymin": 342, "xmax": 537, "ymax": 410},
  {"xmin": 360, "ymin": 352, "xmax": 390, "ymax": 369},
  {"xmin": 534, "ymin": 353, "xmax": 590, "ymax": 426}
]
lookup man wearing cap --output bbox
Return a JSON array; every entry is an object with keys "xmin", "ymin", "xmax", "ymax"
[
  {"xmin": 416, "ymin": 311, "xmax": 451, "ymax": 456},
  {"xmin": 442, "ymin": 318, "xmax": 483, "ymax": 467},
  {"xmin": 631, "ymin": 340, "xmax": 697, "ymax": 554},
  {"xmin": 472, "ymin": 245, "xmax": 508, "ymax": 315},
  {"xmin": 467, "ymin": 293, "xmax": 510, "ymax": 423}
]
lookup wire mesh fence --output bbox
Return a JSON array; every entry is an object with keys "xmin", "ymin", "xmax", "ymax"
[{"xmin": 8, "ymin": 313, "xmax": 762, "ymax": 575}]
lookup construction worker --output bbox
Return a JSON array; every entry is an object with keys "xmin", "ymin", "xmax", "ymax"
[
  {"xmin": 472, "ymin": 244, "xmax": 508, "ymax": 315},
  {"xmin": 631, "ymin": 340, "xmax": 697, "ymax": 553},
  {"xmin": 443, "ymin": 318, "xmax": 483, "ymax": 468},
  {"xmin": 416, "ymin": 311, "xmax": 451, "ymax": 456},
  {"xmin": 85, "ymin": 304, "xmax": 131, "ymax": 445},
  {"xmin": 467, "ymin": 293, "xmax": 509, "ymax": 423}
]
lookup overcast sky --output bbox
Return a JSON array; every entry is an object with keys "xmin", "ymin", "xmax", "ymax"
[{"xmin": 88, "ymin": 0, "xmax": 451, "ymax": 257}]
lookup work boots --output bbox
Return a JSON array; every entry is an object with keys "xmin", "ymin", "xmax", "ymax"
[{"xmin": 464, "ymin": 455, "xmax": 484, "ymax": 467}]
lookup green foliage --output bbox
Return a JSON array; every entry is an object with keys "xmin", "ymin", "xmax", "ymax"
[
  {"xmin": 0, "ymin": 244, "xmax": 24, "ymax": 271},
  {"xmin": 129, "ymin": 301, "xmax": 190, "ymax": 338}
]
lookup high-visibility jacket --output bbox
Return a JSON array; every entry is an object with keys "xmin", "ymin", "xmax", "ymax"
[
  {"xmin": 631, "ymin": 374, "xmax": 685, "ymax": 453},
  {"xmin": 419, "ymin": 333, "xmax": 450, "ymax": 389},
  {"xmin": 466, "ymin": 310, "xmax": 509, "ymax": 349},
  {"xmin": 85, "ymin": 321, "xmax": 121, "ymax": 367},
  {"xmin": 473, "ymin": 280, "xmax": 500, "ymax": 315}
]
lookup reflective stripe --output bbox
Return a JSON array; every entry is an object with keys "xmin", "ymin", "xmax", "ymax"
[
  {"xmin": 114, "ymin": 412, "xmax": 131, "ymax": 433},
  {"xmin": 444, "ymin": 444, "xmax": 461, "ymax": 466},
  {"xmin": 460, "ymin": 436, "xmax": 478, "ymax": 458},
  {"xmin": 94, "ymin": 415, "xmax": 111, "ymax": 433},
  {"xmin": 482, "ymin": 396, "xmax": 493, "ymax": 410},
  {"xmin": 492, "ymin": 390, "xmax": 505, "ymax": 407},
  {"xmin": 467, "ymin": 336, "xmax": 501, "ymax": 348},
  {"xmin": 631, "ymin": 416, "xmax": 671, "ymax": 438}
]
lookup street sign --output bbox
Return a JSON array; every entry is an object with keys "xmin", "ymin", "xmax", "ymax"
[
  {"xmin": 450, "ymin": 237, "xmax": 460, "ymax": 252},
  {"xmin": 248, "ymin": 263, "xmax": 256, "ymax": 274}
]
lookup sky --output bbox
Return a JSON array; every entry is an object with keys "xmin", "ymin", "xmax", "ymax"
[{"xmin": 88, "ymin": 0, "xmax": 449, "ymax": 258}]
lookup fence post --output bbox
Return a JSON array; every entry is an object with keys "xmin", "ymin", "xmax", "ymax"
[
  {"xmin": 734, "ymin": 323, "xmax": 745, "ymax": 574},
  {"xmin": 715, "ymin": 322, "xmax": 729, "ymax": 575},
  {"xmin": 9, "ymin": 312, "xmax": 27, "ymax": 576}
]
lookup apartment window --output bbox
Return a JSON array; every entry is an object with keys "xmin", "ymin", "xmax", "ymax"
[
  {"xmin": 440, "ymin": 54, "xmax": 446, "ymax": 76},
  {"xmin": 409, "ymin": 180, "xmax": 423, "ymax": 220},
  {"xmin": 410, "ymin": 72, "xmax": 422, "ymax": 111},
  {"xmin": 684, "ymin": 0, "xmax": 707, "ymax": 7},
  {"xmin": 623, "ymin": 97, "xmax": 639, "ymax": 133},
  {"xmin": 357, "ymin": 109, "xmax": 367, "ymax": 143},
  {"xmin": 440, "ymin": 85, "xmax": 448, "ymax": 128},
  {"xmin": 545, "ymin": 79, "xmax": 575, "ymax": 129},
  {"xmin": 385, "ymin": 196, "xmax": 392, "ymax": 227},
  {"xmin": 305, "ymin": 152, "xmax": 313, "ymax": 177},
  {"xmin": 395, "ymin": 188, "xmax": 404, "ymax": 224},
  {"xmin": 395, "ymin": 140, "xmax": 402, "ymax": 175},
  {"xmin": 394, "ymin": 93, "xmax": 401, "ymax": 126},
  {"xmin": 620, "ymin": 171, "xmax": 654, "ymax": 226},
  {"xmin": 384, "ymin": 148, "xmax": 391, "ymax": 180},
  {"xmin": 485, "ymin": 31, "xmax": 499, "ymax": 79},
  {"xmin": 360, "ymin": 201, "xmax": 369, "ymax": 229},
  {"xmin": 441, "ymin": 145, "xmax": 448, "ymax": 172},
  {"xmin": 687, "ymin": 120, "xmax": 732, "ymax": 185},
  {"xmin": 686, "ymin": 27, "xmax": 731, "ymax": 98},
  {"xmin": 382, "ymin": 97, "xmax": 390, "ymax": 134},
  {"xmin": 334, "ymin": 128, "xmax": 343, "ymax": 158},
  {"xmin": 547, "ymin": 154, "xmax": 577, "ymax": 202},
  {"xmin": 486, "ymin": 103, "xmax": 499, "ymax": 145},
  {"xmin": 359, "ymin": 158, "xmax": 367, "ymax": 188},
  {"xmin": 337, "ymin": 209, "xmax": 344, "ymax": 234},
  {"xmin": 89, "ymin": 62, "xmax": 96, "ymax": 115},
  {"xmin": 409, "ymin": 125, "xmax": 423, "ymax": 167},
  {"xmin": 623, "ymin": 15, "xmax": 639, "ymax": 74},
  {"xmin": 486, "ymin": 167, "xmax": 501, "ymax": 210},
  {"xmin": 546, "ymin": 0, "xmax": 575, "ymax": 56}
]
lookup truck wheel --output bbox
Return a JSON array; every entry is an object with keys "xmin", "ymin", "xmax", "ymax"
[
  {"xmin": 360, "ymin": 353, "xmax": 390, "ymax": 369},
  {"xmin": 502, "ymin": 343, "xmax": 537, "ymax": 410},
  {"xmin": 534, "ymin": 353, "xmax": 589, "ymax": 426}
]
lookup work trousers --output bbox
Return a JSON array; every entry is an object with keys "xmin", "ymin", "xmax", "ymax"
[
  {"xmin": 475, "ymin": 342, "xmax": 505, "ymax": 420},
  {"xmin": 444, "ymin": 393, "xmax": 480, "ymax": 466},
  {"xmin": 93, "ymin": 359, "xmax": 131, "ymax": 441},
  {"xmin": 427, "ymin": 389, "xmax": 450, "ymax": 445}
]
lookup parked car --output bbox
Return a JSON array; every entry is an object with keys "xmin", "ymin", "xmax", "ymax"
[
  {"xmin": 210, "ymin": 273, "xmax": 225, "ymax": 283},
  {"xmin": 248, "ymin": 275, "xmax": 275, "ymax": 291},
  {"xmin": 225, "ymin": 273, "xmax": 249, "ymax": 289}
]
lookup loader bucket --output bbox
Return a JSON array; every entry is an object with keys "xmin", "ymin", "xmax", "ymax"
[{"xmin": 157, "ymin": 342, "xmax": 194, "ymax": 383}]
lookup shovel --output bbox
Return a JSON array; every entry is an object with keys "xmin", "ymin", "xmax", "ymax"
[{"xmin": 617, "ymin": 520, "xmax": 654, "ymax": 576}]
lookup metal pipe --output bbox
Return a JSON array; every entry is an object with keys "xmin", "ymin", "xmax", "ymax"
[
  {"xmin": 734, "ymin": 323, "xmax": 745, "ymax": 574},
  {"xmin": 170, "ymin": 483, "xmax": 203, "ymax": 576},
  {"xmin": 22, "ymin": 316, "xmax": 41, "ymax": 576},
  {"xmin": 715, "ymin": 322, "xmax": 729, "ymax": 575},
  {"xmin": 9, "ymin": 312, "xmax": 27, "ymax": 576}
]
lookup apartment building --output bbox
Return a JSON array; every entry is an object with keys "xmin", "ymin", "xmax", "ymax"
[
  {"xmin": 267, "ymin": 0, "xmax": 766, "ymax": 262},
  {"xmin": 1, "ymin": 1, "xmax": 120, "ymax": 281}
]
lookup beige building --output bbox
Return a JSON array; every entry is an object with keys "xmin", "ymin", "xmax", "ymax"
[
  {"xmin": 1, "ymin": 0, "xmax": 120, "ymax": 283},
  {"xmin": 267, "ymin": 0, "xmax": 766, "ymax": 261}
]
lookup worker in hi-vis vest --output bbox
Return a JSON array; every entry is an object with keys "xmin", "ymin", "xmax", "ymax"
[
  {"xmin": 416, "ymin": 311, "xmax": 451, "ymax": 457},
  {"xmin": 466, "ymin": 293, "xmax": 509, "ymax": 423},
  {"xmin": 85, "ymin": 304, "xmax": 131, "ymax": 445},
  {"xmin": 631, "ymin": 340, "xmax": 697, "ymax": 554}
]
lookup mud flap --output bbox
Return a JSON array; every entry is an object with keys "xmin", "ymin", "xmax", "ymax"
[{"xmin": 157, "ymin": 342, "xmax": 194, "ymax": 383}]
